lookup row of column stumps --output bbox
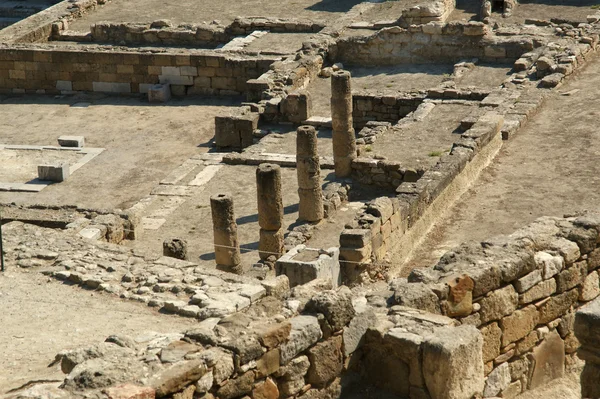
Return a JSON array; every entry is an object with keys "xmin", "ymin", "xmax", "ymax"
[
  {"xmin": 206, "ymin": 70, "xmax": 355, "ymax": 272},
  {"xmin": 331, "ymin": 70, "xmax": 356, "ymax": 178}
]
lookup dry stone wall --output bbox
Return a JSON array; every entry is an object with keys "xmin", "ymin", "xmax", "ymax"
[
  {"xmin": 0, "ymin": 45, "xmax": 278, "ymax": 95},
  {"xmin": 390, "ymin": 213, "xmax": 600, "ymax": 397}
]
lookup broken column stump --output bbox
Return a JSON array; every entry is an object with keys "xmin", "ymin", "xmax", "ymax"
[
  {"xmin": 256, "ymin": 163, "xmax": 284, "ymax": 261},
  {"xmin": 296, "ymin": 125, "xmax": 323, "ymax": 223},
  {"xmin": 330, "ymin": 70, "xmax": 356, "ymax": 178},
  {"xmin": 163, "ymin": 238, "xmax": 188, "ymax": 260},
  {"xmin": 210, "ymin": 193, "xmax": 242, "ymax": 274}
]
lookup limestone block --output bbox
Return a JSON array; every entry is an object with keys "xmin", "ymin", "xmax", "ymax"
[
  {"xmin": 444, "ymin": 274, "xmax": 474, "ymax": 317},
  {"xmin": 500, "ymin": 305, "xmax": 538, "ymax": 346},
  {"xmin": 306, "ymin": 335, "xmax": 343, "ymax": 387},
  {"xmin": 422, "ymin": 325, "xmax": 484, "ymax": 399},
  {"xmin": 150, "ymin": 360, "xmax": 208, "ymax": 398},
  {"xmin": 279, "ymin": 316, "xmax": 323, "ymax": 365},
  {"xmin": 483, "ymin": 362, "xmax": 510, "ymax": 397},
  {"xmin": 574, "ymin": 297, "xmax": 600, "ymax": 351},
  {"xmin": 392, "ymin": 281, "xmax": 441, "ymax": 314},
  {"xmin": 481, "ymin": 322, "xmax": 502, "ymax": 363},
  {"xmin": 502, "ymin": 380, "xmax": 522, "ymax": 399},
  {"xmin": 514, "ymin": 270, "xmax": 542, "ymax": 293},
  {"xmin": 537, "ymin": 289, "xmax": 578, "ymax": 325},
  {"xmin": 479, "ymin": 285, "xmax": 518, "ymax": 323},
  {"xmin": 38, "ymin": 164, "xmax": 70, "ymax": 182},
  {"xmin": 519, "ymin": 279, "xmax": 556, "ymax": 305},
  {"xmin": 343, "ymin": 307, "xmax": 377, "ymax": 356},
  {"xmin": 261, "ymin": 275, "xmax": 290, "ymax": 299},
  {"xmin": 548, "ymin": 238, "xmax": 580, "ymax": 264},
  {"xmin": 216, "ymin": 371, "xmax": 255, "ymax": 399},
  {"xmin": 385, "ymin": 329, "xmax": 424, "ymax": 387},
  {"xmin": 275, "ymin": 355, "xmax": 310, "ymax": 380},
  {"xmin": 58, "ymin": 135, "xmax": 85, "ymax": 148},
  {"xmin": 256, "ymin": 349, "xmax": 280, "ymax": 377},
  {"xmin": 305, "ymin": 289, "xmax": 355, "ymax": 331},
  {"xmin": 534, "ymin": 251, "xmax": 564, "ymax": 279},
  {"xmin": 276, "ymin": 246, "xmax": 340, "ymax": 288},
  {"xmin": 555, "ymin": 261, "xmax": 587, "ymax": 293},
  {"xmin": 258, "ymin": 322, "xmax": 292, "ymax": 349},
  {"xmin": 339, "ymin": 229, "xmax": 371, "ymax": 248},
  {"xmin": 515, "ymin": 331, "xmax": 538, "ymax": 355},
  {"xmin": 251, "ymin": 378, "xmax": 279, "ymax": 399},
  {"xmin": 148, "ymin": 84, "xmax": 171, "ymax": 102},
  {"xmin": 529, "ymin": 330, "xmax": 564, "ymax": 390},
  {"xmin": 579, "ymin": 271, "xmax": 600, "ymax": 302}
]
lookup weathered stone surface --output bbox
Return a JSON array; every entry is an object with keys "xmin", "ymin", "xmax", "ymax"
[
  {"xmin": 500, "ymin": 305, "xmax": 538, "ymax": 347},
  {"xmin": 172, "ymin": 385, "xmax": 195, "ymax": 399},
  {"xmin": 529, "ymin": 330, "xmax": 564, "ymax": 389},
  {"xmin": 251, "ymin": 378, "xmax": 279, "ymax": 399},
  {"xmin": 422, "ymin": 325, "xmax": 484, "ymax": 399},
  {"xmin": 63, "ymin": 357, "xmax": 147, "ymax": 391},
  {"xmin": 258, "ymin": 322, "xmax": 292, "ymax": 349},
  {"xmin": 150, "ymin": 360, "xmax": 207, "ymax": 398},
  {"xmin": 280, "ymin": 316, "xmax": 322, "ymax": 364},
  {"xmin": 105, "ymin": 384, "xmax": 155, "ymax": 399},
  {"xmin": 279, "ymin": 378, "xmax": 305, "ymax": 396},
  {"xmin": 519, "ymin": 279, "xmax": 556, "ymax": 305},
  {"xmin": 516, "ymin": 331, "xmax": 539, "ymax": 355},
  {"xmin": 549, "ymin": 238, "xmax": 580, "ymax": 264},
  {"xmin": 256, "ymin": 349, "xmax": 280, "ymax": 378},
  {"xmin": 555, "ymin": 261, "xmax": 587, "ymax": 293},
  {"xmin": 537, "ymin": 289, "xmax": 578, "ymax": 325},
  {"xmin": 275, "ymin": 355, "xmax": 310, "ymax": 380},
  {"xmin": 159, "ymin": 341, "xmax": 200, "ymax": 364},
  {"xmin": 392, "ymin": 281, "xmax": 441, "ymax": 314},
  {"xmin": 385, "ymin": 329, "xmax": 424, "ymax": 387},
  {"xmin": 481, "ymin": 322, "xmax": 502, "ymax": 363},
  {"xmin": 221, "ymin": 334, "xmax": 263, "ymax": 366},
  {"xmin": 502, "ymin": 380, "xmax": 522, "ymax": 399},
  {"xmin": 574, "ymin": 296, "xmax": 600, "ymax": 351},
  {"xmin": 343, "ymin": 307, "xmax": 377, "ymax": 356},
  {"xmin": 579, "ymin": 271, "xmax": 600, "ymax": 302},
  {"xmin": 483, "ymin": 362, "xmax": 510, "ymax": 397},
  {"xmin": 535, "ymin": 251, "xmax": 564, "ymax": 280},
  {"xmin": 444, "ymin": 274, "xmax": 474, "ymax": 317},
  {"xmin": 581, "ymin": 362, "xmax": 600, "ymax": 399},
  {"xmin": 508, "ymin": 358, "xmax": 529, "ymax": 381},
  {"xmin": 479, "ymin": 285, "xmax": 518, "ymax": 323},
  {"xmin": 305, "ymin": 289, "xmax": 355, "ymax": 331},
  {"xmin": 306, "ymin": 335, "xmax": 343, "ymax": 387},
  {"xmin": 514, "ymin": 270, "xmax": 542, "ymax": 293},
  {"xmin": 216, "ymin": 371, "xmax": 255, "ymax": 399}
]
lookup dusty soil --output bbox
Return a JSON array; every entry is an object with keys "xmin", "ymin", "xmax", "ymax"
[
  {"xmin": 0, "ymin": 149, "xmax": 83, "ymax": 183},
  {"xmin": 395, "ymin": 52, "xmax": 600, "ymax": 274},
  {"xmin": 257, "ymin": 125, "xmax": 335, "ymax": 157},
  {"xmin": 358, "ymin": 0, "xmax": 431, "ymax": 22},
  {"xmin": 447, "ymin": 0, "xmax": 479, "ymax": 22},
  {"xmin": 456, "ymin": 64, "xmax": 513, "ymax": 89},
  {"xmin": 0, "ymin": 94, "xmax": 240, "ymax": 210},
  {"xmin": 0, "ymin": 268, "xmax": 197, "ymax": 393},
  {"xmin": 244, "ymin": 33, "xmax": 314, "ymax": 54},
  {"xmin": 69, "ymin": 0, "xmax": 367, "ymax": 29},
  {"xmin": 500, "ymin": 0, "xmax": 598, "ymax": 24},
  {"xmin": 373, "ymin": 102, "xmax": 476, "ymax": 170}
]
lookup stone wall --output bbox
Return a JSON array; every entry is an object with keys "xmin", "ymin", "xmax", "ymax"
[
  {"xmin": 333, "ymin": 22, "xmax": 535, "ymax": 65},
  {"xmin": 400, "ymin": 0, "xmax": 456, "ymax": 26},
  {"xmin": 0, "ymin": 45, "xmax": 277, "ymax": 95},
  {"xmin": 352, "ymin": 92, "xmax": 424, "ymax": 126},
  {"xmin": 388, "ymin": 212, "xmax": 600, "ymax": 397}
]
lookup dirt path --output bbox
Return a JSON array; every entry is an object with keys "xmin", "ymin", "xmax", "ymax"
[
  {"xmin": 396, "ymin": 54, "xmax": 600, "ymax": 274},
  {"xmin": 0, "ymin": 268, "xmax": 197, "ymax": 393}
]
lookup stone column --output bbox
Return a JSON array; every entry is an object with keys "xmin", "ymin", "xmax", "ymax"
[
  {"xmin": 296, "ymin": 125, "xmax": 323, "ymax": 222},
  {"xmin": 210, "ymin": 194, "xmax": 242, "ymax": 273},
  {"xmin": 331, "ymin": 70, "xmax": 356, "ymax": 177},
  {"xmin": 256, "ymin": 163, "xmax": 284, "ymax": 261}
]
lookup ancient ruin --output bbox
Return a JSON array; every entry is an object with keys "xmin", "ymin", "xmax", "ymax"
[{"xmin": 2, "ymin": 0, "xmax": 600, "ymax": 398}]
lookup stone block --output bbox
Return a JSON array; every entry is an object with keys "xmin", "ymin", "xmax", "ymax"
[
  {"xmin": 258, "ymin": 322, "xmax": 292, "ymax": 349},
  {"xmin": 422, "ymin": 325, "xmax": 484, "ymax": 399},
  {"xmin": 392, "ymin": 281, "xmax": 440, "ymax": 314},
  {"xmin": 276, "ymin": 246, "xmax": 340, "ymax": 288},
  {"xmin": 256, "ymin": 349, "xmax": 280, "ymax": 377},
  {"xmin": 479, "ymin": 285, "xmax": 518, "ymax": 323},
  {"xmin": 279, "ymin": 316, "xmax": 322, "ymax": 365},
  {"xmin": 555, "ymin": 261, "xmax": 587, "ymax": 293},
  {"xmin": 549, "ymin": 237, "xmax": 580, "ymax": 264},
  {"xmin": 537, "ymin": 288, "xmax": 578, "ymax": 326},
  {"xmin": 261, "ymin": 275, "xmax": 290, "ymax": 299},
  {"xmin": 580, "ymin": 271, "xmax": 600, "ymax": 302},
  {"xmin": 529, "ymin": 330, "xmax": 564, "ymax": 390},
  {"xmin": 500, "ymin": 305, "xmax": 538, "ymax": 346},
  {"xmin": 444, "ymin": 274, "xmax": 474, "ymax": 317},
  {"xmin": 150, "ymin": 360, "xmax": 207, "ymax": 398},
  {"xmin": 305, "ymin": 289, "xmax": 355, "ymax": 331},
  {"xmin": 519, "ymin": 278, "xmax": 556, "ymax": 305},
  {"xmin": 58, "ymin": 135, "xmax": 85, "ymax": 148},
  {"xmin": 148, "ymin": 84, "xmax": 171, "ymax": 103},
  {"xmin": 216, "ymin": 371, "xmax": 254, "ymax": 399},
  {"xmin": 306, "ymin": 335, "xmax": 343, "ymax": 387},
  {"xmin": 574, "ymin": 296, "xmax": 600, "ymax": 351},
  {"xmin": 339, "ymin": 229, "xmax": 372, "ymax": 248},
  {"xmin": 514, "ymin": 270, "xmax": 542, "ymax": 293},
  {"xmin": 93, "ymin": 81, "xmax": 131, "ymax": 93},
  {"xmin": 343, "ymin": 307, "xmax": 377, "ymax": 356},
  {"xmin": 483, "ymin": 362, "xmax": 510, "ymax": 397},
  {"xmin": 535, "ymin": 251, "xmax": 564, "ymax": 279},
  {"xmin": 481, "ymin": 322, "xmax": 502, "ymax": 363},
  {"xmin": 38, "ymin": 164, "xmax": 70, "ymax": 182},
  {"xmin": 56, "ymin": 80, "xmax": 72, "ymax": 91}
]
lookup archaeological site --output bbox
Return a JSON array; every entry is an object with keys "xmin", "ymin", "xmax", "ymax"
[{"xmin": 3, "ymin": 0, "xmax": 600, "ymax": 398}]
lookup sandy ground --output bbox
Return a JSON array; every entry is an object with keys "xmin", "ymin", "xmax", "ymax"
[
  {"xmin": 373, "ymin": 102, "xmax": 476, "ymax": 170},
  {"xmin": 396, "ymin": 53, "xmax": 600, "ymax": 274},
  {"xmin": 0, "ymin": 149, "xmax": 83, "ymax": 183},
  {"xmin": 501, "ymin": 0, "xmax": 597, "ymax": 24},
  {"xmin": 0, "ymin": 94, "xmax": 240, "ymax": 210},
  {"xmin": 68, "ymin": 0, "xmax": 367, "ymax": 29},
  {"xmin": 0, "ymin": 268, "xmax": 197, "ymax": 393}
]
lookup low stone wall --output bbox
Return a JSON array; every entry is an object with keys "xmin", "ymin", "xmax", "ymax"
[
  {"xmin": 0, "ymin": 45, "xmax": 278, "ymax": 95},
  {"xmin": 353, "ymin": 92, "xmax": 424, "ymax": 126},
  {"xmin": 575, "ymin": 297, "xmax": 600, "ymax": 398},
  {"xmin": 387, "ymin": 212, "xmax": 600, "ymax": 397},
  {"xmin": 333, "ymin": 22, "xmax": 534, "ymax": 65},
  {"xmin": 340, "ymin": 111, "xmax": 504, "ymax": 279}
]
